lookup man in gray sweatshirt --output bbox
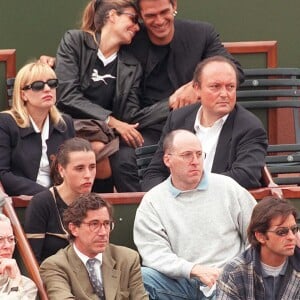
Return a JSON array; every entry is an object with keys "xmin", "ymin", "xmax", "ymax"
[{"xmin": 134, "ymin": 129, "xmax": 256, "ymax": 300}]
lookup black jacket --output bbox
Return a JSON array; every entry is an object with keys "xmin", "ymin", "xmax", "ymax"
[
  {"xmin": 55, "ymin": 30, "xmax": 169, "ymax": 129},
  {"xmin": 0, "ymin": 113, "xmax": 75, "ymax": 196},
  {"xmin": 127, "ymin": 19, "xmax": 245, "ymax": 108},
  {"xmin": 142, "ymin": 103, "xmax": 268, "ymax": 191}
]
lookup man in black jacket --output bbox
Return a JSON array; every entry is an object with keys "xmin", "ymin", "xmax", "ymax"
[{"xmin": 142, "ymin": 56, "xmax": 267, "ymax": 191}]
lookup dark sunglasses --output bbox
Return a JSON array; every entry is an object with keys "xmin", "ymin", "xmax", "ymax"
[
  {"xmin": 267, "ymin": 225, "xmax": 299, "ymax": 237},
  {"xmin": 22, "ymin": 79, "xmax": 59, "ymax": 92},
  {"xmin": 117, "ymin": 12, "xmax": 139, "ymax": 24}
]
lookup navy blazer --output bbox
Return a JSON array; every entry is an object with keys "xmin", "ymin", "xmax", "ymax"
[
  {"xmin": 142, "ymin": 103, "xmax": 268, "ymax": 191},
  {"xmin": 0, "ymin": 113, "xmax": 75, "ymax": 196}
]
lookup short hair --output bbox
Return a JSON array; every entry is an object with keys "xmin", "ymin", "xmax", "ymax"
[
  {"xmin": 63, "ymin": 193, "xmax": 113, "ymax": 241},
  {"xmin": 0, "ymin": 213, "xmax": 11, "ymax": 224},
  {"xmin": 3, "ymin": 61, "xmax": 64, "ymax": 128},
  {"xmin": 192, "ymin": 55, "xmax": 239, "ymax": 88},
  {"xmin": 247, "ymin": 196, "xmax": 298, "ymax": 248},
  {"xmin": 163, "ymin": 129, "xmax": 195, "ymax": 153},
  {"xmin": 81, "ymin": 0, "xmax": 137, "ymax": 33},
  {"xmin": 50, "ymin": 137, "xmax": 95, "ymax": 185},
  {"xmin": 134, "ymin": 0, "xmax": 175, "ymax": 11}
]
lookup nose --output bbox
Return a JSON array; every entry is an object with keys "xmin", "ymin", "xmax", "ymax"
[
  {"xmin": 44, "ymin": 83, "xmax": 51, "ymax": 91},
  {"xmin": 154, "ymin": 14, "xmax": 165, "ymax": 25},
  {"xmin": 219, "ymin": 86, "xmax": 227, "ymax": 96}
]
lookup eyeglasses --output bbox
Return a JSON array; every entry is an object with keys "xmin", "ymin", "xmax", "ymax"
[
  {"xmin": 267, "ymin": 225, "xmax": 299, "ymax": 237},
  {"xmin": 168, "ymin": 151, "xmax": 206, "ymax": 163},
  {"xmin": 117, "ymin": 12, "xmax": 139, "ymax": 24},
  {"xmin": 81, "ymin": 220, "xmax": 115, "ymax": 232},
  {"xmin": 22, "ymin": 79, "xmax": 59, "ymax": 92},
  {"xmin": 0, "ymin": 235, "xmax": 16, "ymax": 247}
]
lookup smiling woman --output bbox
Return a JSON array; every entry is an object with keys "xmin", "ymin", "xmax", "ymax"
[
  {"xmin": 0, "ymin": 61, "xmax": 75, "ymax": 196},
  {"xmin": 55, "ymin": 0, "xmax": 146, "ymax": 192}
]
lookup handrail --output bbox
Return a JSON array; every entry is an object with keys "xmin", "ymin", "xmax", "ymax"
[{"xmin": 1, "ymin": 194, "xmax": 48, "ymax": 300}]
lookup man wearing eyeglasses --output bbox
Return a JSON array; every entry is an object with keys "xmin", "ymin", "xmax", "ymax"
[
  {"xmin": 217, "ymin": 196, "xmax": 300, "ymax": 299},
  {"xmin": 40, "ymin": 193, "xmax": 148, "ymax": 300},
  {"xmin": 134, "ymin": 129, "xmax": 257, "ymax": 299},
  {"xmin": 0, "ymin": 213, "xmax": 37, "ymax": 299}
]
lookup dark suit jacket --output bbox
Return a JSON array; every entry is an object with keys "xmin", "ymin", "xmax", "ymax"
[
  {"xmin": 142, "ymin": 103, "xmax": 268, "ymax": 191},
  {"xmin": 40, "ymin": 244, "xmax": 149, "ymax": 300},
  {"xmin": 0, "ymin": 113, "xmax": 75, "ymax": 196}
]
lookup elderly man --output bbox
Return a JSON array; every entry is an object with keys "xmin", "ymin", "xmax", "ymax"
[
  {"xmin": 0, "ymin": 213, "xmax": 37, "ymax": 299},
  {"xmin": 217, "ymin": 196, "xmax": 300, "ymax": 299},
  {"xmin": 134, "ymin": 129, "xmax": 257, "ymax": 300},
  {"xmin": 142, "ymin": 55, "xmax": 268, "ymax": 191},
  {"xmin": 40, "ymin": 193, "xmax": 148, "ymax": 300}
]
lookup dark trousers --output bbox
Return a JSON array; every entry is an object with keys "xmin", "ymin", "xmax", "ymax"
[{"xmin": 110, "ymin": 129, "xmax": 162, "ymax": 192}]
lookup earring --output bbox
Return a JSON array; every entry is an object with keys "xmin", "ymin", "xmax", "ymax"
[{"xmin": 173, "ymin": 10, "xmax": 178, "ymax": 17}]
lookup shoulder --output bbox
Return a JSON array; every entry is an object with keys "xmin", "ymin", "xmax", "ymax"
[
  {"xmin": 30, "ymin": 189, "xmax": 53, "ymax": 206},
  {"xmin": 119, "ymin": 48, "xmax": 142, "ymax": 67},
  {"xmin": 234, "ymin": 104, "xmax": 264, "ymax": 127},
  {"xmin": 0, "ymin": 112, "xmax": 17, "ymax": 127},
  {"xmin": 107, "ymin": 244, "xmax": 139, "ymax": 261},
  {"xmin": 170, "ymin": 103, "xmax": 200, "ymax": 119},
  {"xmin": 41, "ymin": 245, "xmax": 70, "ymax": 267},
  {"xmin": 61, "ymin": 113, "xmax": 73, "ymax": 125},
  {"xmin": 61, "ymin": 29, "xmax": 85, "ymax": 42}
]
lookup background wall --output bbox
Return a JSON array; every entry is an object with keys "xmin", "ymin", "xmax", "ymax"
[{"xmin": 1, "ymin": 0, "xmax": 300, "ymax": 108}]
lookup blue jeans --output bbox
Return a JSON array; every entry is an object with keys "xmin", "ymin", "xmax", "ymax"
[{"xmin": 142, "ymin": 267, "xmax": 216, "ymax": 300}]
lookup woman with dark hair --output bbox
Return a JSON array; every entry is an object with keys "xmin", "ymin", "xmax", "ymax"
[
  {"xmin": 24, "ymin": 137, "xmax": 96, "ymax": 264},
  {"xmin": 0, "ymin": 61, "xmax": 75, "ymax": 196},
  {"xmin": 55, "ymin": 0, "xmax": 169, "ymax": 192}
]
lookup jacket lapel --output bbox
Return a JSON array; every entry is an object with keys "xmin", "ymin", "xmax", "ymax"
[
  {"xmin": 102, "ymin": 246, "xmax": 121, "ymax": 300},
  {"xmin": 68, "ymin": 246, "xmax": 98, "ymax": 300},
  {"xmin": 212, "ymin": 107, "xmax": 236, "ymax": 173}
]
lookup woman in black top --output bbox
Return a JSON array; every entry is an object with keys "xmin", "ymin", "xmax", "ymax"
[
  {"xmin": 24, "ymin": 137, "xmax": 96, "ymax": 264},
  {"xmin": 0, "ymin": 61, "xmax": 75, "ymax": 196}
]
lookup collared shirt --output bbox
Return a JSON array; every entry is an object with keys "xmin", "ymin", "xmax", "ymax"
[
  {"xmin": 261, "ymin": 260, "xmax": 288, "ymax": 300},
  {"xmin": 30, "ymin": 115, "xmax": 51, "ymax": 188},
  {"xmin": 194, "ymin": 107, "xmax": 228, "ymax": 173},
  {"xmin": 167, "ymin": 172, "xmax": 209, "ymax": 198},
  {"xmin": 73, "ymin": 243, "xmax": 103, "ymax": 284}
]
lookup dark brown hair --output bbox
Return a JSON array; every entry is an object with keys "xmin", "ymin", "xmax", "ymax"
[
  {"xmin": 81, "ymin": 0, "xmax": 136, "ymax": 33},
  {"xmin": 63, "ymin": 193, "xmax": 113, "ymax": 241},
  {"xmin": 134, "ymin": 0, "xmax": 175, "ymax": 12},
  {"xmin": 192, "ymin": 55, "xmax": 239, "ymax": 88},
  {"xmin": 247, "ymin": 196, "xmax": 298, "ymax": 248},
  {"xmin": 50, "ymin": 137, "xmax": 94, "ymax": 185}
]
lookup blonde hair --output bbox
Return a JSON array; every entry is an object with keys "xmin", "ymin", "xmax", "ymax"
[{"xmin": 4, "ymin": 61, "xmax": 65, "ymax": 128}]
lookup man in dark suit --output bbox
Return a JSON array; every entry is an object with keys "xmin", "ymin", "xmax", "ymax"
[
  {"xmin": 40, "ymin": 193, "xmax": 148, "ymax": 300},
  {"xmin": 142, "ymin": 55, "xmax": 268, "ymax": 191}
]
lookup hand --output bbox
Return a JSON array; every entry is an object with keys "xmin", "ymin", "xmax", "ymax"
[
  {"xmin": 108, "ymin": 117, "xmax": 144, "ymax": 148},
  {"xmin": 169, "ymin": 81, "xmax": 199, "ymax": 110},
  {"xmin": 39, "ymin": 55, "xmax": 56, "ymax": 68},
  {"xmin": 190, "ymin": 264, "xmax": 221, "ymax": 288},
  {"xmin": 0, "ymin": 258, "xmax": 21, "ymax": 280}
]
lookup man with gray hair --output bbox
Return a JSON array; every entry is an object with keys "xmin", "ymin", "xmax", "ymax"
[{"xmin": 0, "ymin": 213, "xmax": 37, "ymax": 299}]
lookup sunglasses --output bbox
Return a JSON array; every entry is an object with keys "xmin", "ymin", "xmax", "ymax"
[
  {"xmin": 22, "ymin": 79, "xmax": 59, "ymax": 92},
  {"xmin": 267, "ymin": 225, "xmax": 299, "ymax": 236},
  {"xmin": 118, "ymin": 12, "xmax": 139, "ymax": 24}
]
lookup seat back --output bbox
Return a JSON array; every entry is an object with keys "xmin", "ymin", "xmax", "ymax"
[
  {"xmin": 237, "ymin": 67, "xmax": 300, "ymax": 144},
  {"xmin": 237, "ymin": 68, "xmax": 300, "ymax": 185}
]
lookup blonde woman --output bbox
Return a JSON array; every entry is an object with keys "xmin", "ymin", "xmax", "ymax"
[{"xmin": 0, "ymin": 61, "xmax": 75, "ymax": 196}]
